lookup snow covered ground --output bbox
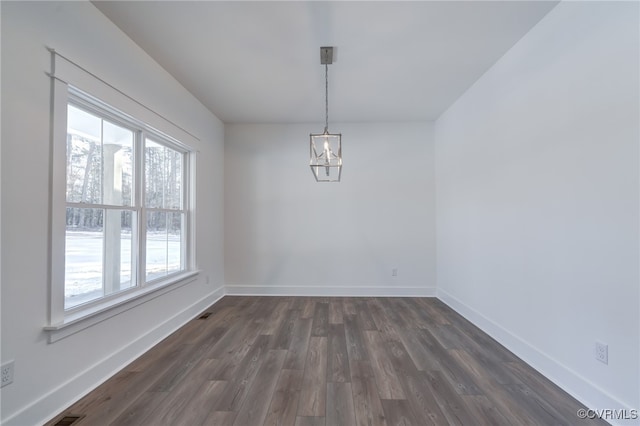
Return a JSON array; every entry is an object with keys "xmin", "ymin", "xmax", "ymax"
[{"xmin": 65, "ymin": 231, "xmax": 180, "ymax": 308}]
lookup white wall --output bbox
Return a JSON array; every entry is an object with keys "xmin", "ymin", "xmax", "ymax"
[
  {"xmin": 0, "ymin": 2, "xmax": 224, "ymax": 424},
  {"xmin": 435, "ymin": 1, "xmax": 639, "ymax": 418},
  {"xmin": 225, "ymin": 122, "xmax": 436, "ymax": 296}
]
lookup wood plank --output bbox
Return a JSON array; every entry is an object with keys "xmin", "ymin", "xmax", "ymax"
[
  {"xmin": 284, "ymin": 317, "xmax": 313, "ymax": 370},
  {"xmin": 201, "ymin": 410, "xmax": 237, "ymax": 426},
  {"xmin": 311, "ymin": 302, "xmax": 329, "ymax": 337},
  {"xmin": 326, "ymin": 382, "xmax": 356, "ymax": 426},
  {"xmin": 272, "ymin": 309, "xmax": 301, "ymax": 349},
  {"xmin": 108, "ymin": 391, "xmax": 168, "ymax": 426},
  {"xmin": 424, "ymin": 370, "xmax": 477, "ymax": 426},
  {"xmin": 207, "ymin": 321, "xmax": 254, "ymax": 359},
  {"xmin": 298, "ymin": 336, "xmax": 328, "ymax": 416},
  {"xmin": 384, "ymin": 338, "xmax": 419, "ymax": 378},
  {"xmin": 207, "ymin": 326, "xmax": 261, "ymax": 381},
  {"xmin": 233, "ymin": 349, "xmax": 287, "ymax": 426},
  {"xmin": 342, "ymin": 298, "xmax": 357, "ymax": 316},
  {"xmin": 368, "ymin": 299, "xmax": 402, "ymax": 342},
  {"xmin": 416, "ymin": 329, "xmax": 482, "ymax": 395},
  {"xmin": 295, "ymin": 416, "xmax": 326, "ymax": 426},
  {"xmin": 140, "ymin": 358, "xmax": 220, "ymax": 425},
  {"xmin": 213, "ymin": 334, "xmax": 271, "ymax": 411},
  {"xmin": 264, "ymin": 369, "xmax": 303, "ymax": 426},
  {"xmin": 344, "ymin": 314, "xmax": 369, "ymax": 364},
  {"xmin": 351, "ymin": 377, "xmax": 388, "ymax": 426},
  {"xmin": 262, "ymin": 299, "xmax": 293, "ymax": 335},
  {"xmin": 397, "ymin": 328, "xmax": 442, "ymax": 371},
  {"xmin": 248, "ymin": 297, "xmax": 279, "ymax": 329},
  {"xmin": 362, "ymin": 331, "xmax": 405, "ymax": 399},
  {"xmin": 327, "ymin": 324, "xmax": 350, "ymax": 382},
  {"xmin": 394, "ymin": 298, "xmax": 434, "ymax": 329},
  {"xmin": 376, "ymin": 298, "xmax": 409, "ymax": 330},
  {"xmin": 400, "ymin": 372, "xmax": 449, "ymax": 426},
  {"xmin": 355, "ymin": 300, "xmax": 377, "ymax": 331},
  {"xmin": 462, "ymin": 395, "xmax": 512, "ymax": 426},
  {"xmin": 415, "ymin": 298, "xmax": 452, "ymax": 325},
  {"xmin": 300, "ymin": 298, "xmax": 316, "ymax": 319},
  {"xmin": 380, "ymin": 399, "xmax": 420, "ymax": 426},
  {"xmin": 147, "ymin": 337, "xmax": 220, "ymax": 393},
  {"xmin": 167, "ymin": 380, "xmax": 227, "ymax": 426},
  {"xmin": 328, "ymin": 300, "xmax": 344, "ymax": 324}
]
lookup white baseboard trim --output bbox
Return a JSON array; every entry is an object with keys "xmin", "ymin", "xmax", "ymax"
[
  {"xmin": 224, "ymin": 285, "xmax": 437, "ymax": 297},
  {"xmin": 437, "ymin": 288, "xmax": 636, "ymax": 426},
  {"xmin": 7, "ymin": 286, "xmax": 225, "ymax": 426}
]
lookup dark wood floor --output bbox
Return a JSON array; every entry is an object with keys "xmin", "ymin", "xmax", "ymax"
[{"xmin": 47, "ymin": 296, "xmax": 606, "ymax": 426}]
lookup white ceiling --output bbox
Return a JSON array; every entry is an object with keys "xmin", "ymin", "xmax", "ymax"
[{"xmin": 93, "ymin": 1, "xmax": 558, "ymax": 124}]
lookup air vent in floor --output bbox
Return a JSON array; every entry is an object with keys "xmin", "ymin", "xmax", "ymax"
[
  {"xmin": 53, "ymin": 415, "xmax": 85, "ymax": 426},
  {"xmin": 198, "ymin": 312, "xmax": 212, "ymax": 319}
]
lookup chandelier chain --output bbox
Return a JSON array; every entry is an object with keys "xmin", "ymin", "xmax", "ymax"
[{"xmin": 324, "ymin": 63, "xmax": 329, "ymax": 133}]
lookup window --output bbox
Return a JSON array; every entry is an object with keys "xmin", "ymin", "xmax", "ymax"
[{"xmin": 52, "ymin": 87, "xmax": 195, "ymax": 325}]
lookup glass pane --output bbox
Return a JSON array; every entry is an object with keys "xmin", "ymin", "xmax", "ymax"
[
  {"xmin": 145, "ymin": 140, "xmax": 164, "ymax": 208},
  {"xmin": 65, "ymin": 208, "xmax": 136, "ymax": 310},
  {"xmin": 106, "ymin": 210, "xmax": 135, "ymax": 291},
  {"xmin": 103, "ymin": 121, "xmax": 134, "ymax": 206},
  {"xmin": 167, "ymin": 212, "xmax": 183, "ymax": 274},
  {"xmin": 146, "ymin": 211, "xmax": 167, "ymax": 281},
  {"xmin": 146, "ymin": 211, "xmax": 183, "ymax": 281},
  {"xmin": 145, "ymin": 139, "xmax": 183, "ymax": 209},
  {"xmin": 65, "ymin": 207, "xmax": 104, "ymax": 308},
  {"xmin": 66, "ymin": 105, "xmax": 102, "ymax": 204},
  {"xmin": 165, "ymin": 149, "xmax": 182, "ymax": 209}
]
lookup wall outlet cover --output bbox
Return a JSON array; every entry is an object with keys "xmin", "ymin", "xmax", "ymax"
[
  {"xmin": 1, "ymin": 361, "xmax": 14, "ymax": 387},
  {"xmin": 595, "ymin": 342, "xmax": 608, "ymax": 364}
]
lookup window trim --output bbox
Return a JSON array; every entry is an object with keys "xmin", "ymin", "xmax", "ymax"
[{"xmin": 47, "ymin": 82, "xmax": 198, "ymax": 341}]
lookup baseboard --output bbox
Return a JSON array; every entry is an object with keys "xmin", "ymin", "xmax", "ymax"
[
  {"xmin": 437, "ymin": 288, "xmax": 636, "ymax": 426},
  {"xmin": 7, "ymin": 286, "xmax": 225, "ymax": 426},
  {"xmin": 224, "ymin": 284, "xmax": 437, "ymax": 297}
]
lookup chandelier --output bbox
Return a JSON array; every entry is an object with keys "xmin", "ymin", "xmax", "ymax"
[{"xmin": 310, "ymin": 46, "xmax": 342, "ymax": 182}]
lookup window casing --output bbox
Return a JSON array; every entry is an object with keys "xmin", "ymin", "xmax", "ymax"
[{"xmin": 48, "ymin": 85, "xmax": 196, "ymax": 336}]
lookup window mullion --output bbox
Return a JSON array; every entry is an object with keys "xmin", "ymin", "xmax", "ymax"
[
  {"xmin": 100, "ymin": 118, "xmax": 107, "ymax": 297},
  {"xmin": 137, "ymin": 131, "xmax": 146, "ymax": 287}
]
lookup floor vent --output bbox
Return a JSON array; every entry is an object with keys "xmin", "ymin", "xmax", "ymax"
[
  {"xmin": 53, "ymin": 415, "xmax": 85, "ymax": 426},
  {"xmin": 198, "ymin": 312, "xmax": 212, "ymax": 320}
]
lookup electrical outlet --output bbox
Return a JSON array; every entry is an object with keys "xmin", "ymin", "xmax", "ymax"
[
  {"xmin": 391, "ymin": 268, "xmax": 398, "ymax": 277},
  {"xmin": 595, "ymin": 342, "xmax": 608, "ymax": 364},
  {"xmin": 1, "ymin": 361, "xmax": 14, "ymax": 387}
]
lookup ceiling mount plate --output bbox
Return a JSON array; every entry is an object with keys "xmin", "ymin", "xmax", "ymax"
[{"xmin": 320, "ymin": 46, "xmax": 333, "ymax": 65}]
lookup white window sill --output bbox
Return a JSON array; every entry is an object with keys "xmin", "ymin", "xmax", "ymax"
[{"xmin": 44, "ymin": 270, "xmax": 199, "ymax": 343}]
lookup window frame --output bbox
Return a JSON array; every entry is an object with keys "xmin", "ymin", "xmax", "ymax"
[{"xmin": 47, "ymin": 83, "xmax": 198, "ymax": 342}]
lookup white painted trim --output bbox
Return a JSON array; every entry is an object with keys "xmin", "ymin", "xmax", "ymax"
[
  {"xmin": 45, "ymin": 271, "xmax": 200, "ymax": 342},
  {"xmin": 8, "ymin": 287, "xmax": 224, "ymax": 426},
  {"xmin": 224, "ymin": 285, "xmax": 437, "ymax": 297},
  {"xmin": 437, "ymin": 288, "xmax": 636, "ymax": 426}
]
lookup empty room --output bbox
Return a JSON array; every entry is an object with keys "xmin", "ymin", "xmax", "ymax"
[{"xmin": 1, "ymin": 1, "xmax": 638, "ymax": 425}]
